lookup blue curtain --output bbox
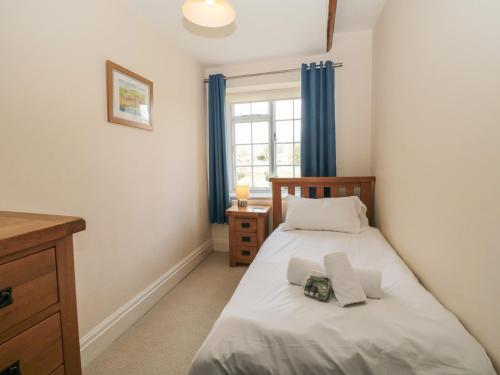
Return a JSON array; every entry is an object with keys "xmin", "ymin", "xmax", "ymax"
[
  {"xmin": 208, "ymin": 74, "xmax": 230, "ymax": 223},
  {"xmin": 301, "ymin": 61, "xmax": 337, "ymax": 177}
]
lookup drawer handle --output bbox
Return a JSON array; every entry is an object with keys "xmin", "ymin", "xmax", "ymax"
[
  {"xmin": 241, "ymin": 236, "xmax": 251, "ymax": 242},
  {"xmin": 241, "ymin": 222, "xmax": 251, "ymax": 229},
  {"xmin": 0, "ymin": 361, "xmax": 21, "ymax": 375},
  {"xmin": 0, "ymin": 287, "xmax": 13, "ymax": 309},
  {"xmin": 241, "ymin": 250, "xmax": 251, "ymax": 257}
]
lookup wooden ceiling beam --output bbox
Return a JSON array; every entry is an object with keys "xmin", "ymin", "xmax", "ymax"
[{"xmin": 326, "ymin": 0, "xmax": 337, "ymax": 52}]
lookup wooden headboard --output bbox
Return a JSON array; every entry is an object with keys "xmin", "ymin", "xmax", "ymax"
[{"xmin": 269, "ymin": 177, "xmax": 376, "ymax": 229}]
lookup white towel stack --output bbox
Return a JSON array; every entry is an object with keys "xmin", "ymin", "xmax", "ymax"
[
  {"xmin": 324, "ymin": 252, "xmax": 366, "ymax": 306},
  {"xmin": 287, "ymin": 254, "xmax": 382, "ymax": 306},
  {"xmin": 287, "ymin": 257, "xmax": 327, "ymax": 286}
]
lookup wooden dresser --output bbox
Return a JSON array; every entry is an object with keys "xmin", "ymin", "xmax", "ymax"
[
  {"xmin": 0, "ymin": 212, "xmax": 85, "ymax": 375},
  {"xmin": 226, "ymin": 206, "xmax": 271, "ymax": 266}
]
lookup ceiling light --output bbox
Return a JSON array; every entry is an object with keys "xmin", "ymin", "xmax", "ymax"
[{"xmin": 182, "ymin": 0, "xmax": 236, "ymax": 28}]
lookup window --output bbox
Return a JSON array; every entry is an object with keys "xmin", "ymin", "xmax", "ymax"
[{"xmin": 230, "ymin": 98, "xmax": 301, "ymax": 192}]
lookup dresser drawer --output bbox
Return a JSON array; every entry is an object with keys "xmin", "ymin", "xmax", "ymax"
[
  {"xmin": 234, "ymin": 246, "xmax": 257, "ymax": 264},
  {"xmin": 235, "ymin": 232, "xmax": 257, "ymax": 246},
  {"xmin": 0, "ymin": 313, "xmax": 63, "ymax": 375},
  {"xmin": 0, "ymin": 249, "xmax": 59, "ymax": 334},
  {"xmin": 234, "ymin": 218, "xmax": 256, "ymax": 233}
]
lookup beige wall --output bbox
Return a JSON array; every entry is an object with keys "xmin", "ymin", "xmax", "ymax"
[
  {"xmin": 372, "ymin": 0, "xmax": 500, "ymax": 369},
  {"xmin": 206, "ymin": 30, "xmax": 373, "ymax": 178},
  {"xmin": 0, "ymin": 0, "xmax": 209, "ymax": 344},
  {"xmin": 207, "ymin": 30, "xmax": 374, "ymax": 251}
]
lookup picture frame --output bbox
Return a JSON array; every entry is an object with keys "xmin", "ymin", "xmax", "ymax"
[{"xmin": 106, "ymin": 60, "xmax": 153, "ymax": 131}]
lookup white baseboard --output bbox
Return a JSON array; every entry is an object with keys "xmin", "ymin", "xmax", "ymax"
[{"xmin": 79, "ymin": 240, "xmax": 213, "ymax": 368}]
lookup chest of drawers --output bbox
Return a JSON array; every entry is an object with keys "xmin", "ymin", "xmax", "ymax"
[
  {"xmin": 0, "ymin": 212, "xmax": 85, "ymax": 375},
  {"xmin": 226, "ymin": 206, "xmax": 270, "ymax": 266}
]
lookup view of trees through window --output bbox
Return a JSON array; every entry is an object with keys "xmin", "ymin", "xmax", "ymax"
[{"xmin": 231, "ymin": 98, "xmax": 301, "ymax": 190}]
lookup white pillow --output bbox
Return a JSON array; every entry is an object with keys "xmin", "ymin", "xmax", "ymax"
[
  {"xmin": 358, "ymin": 201, "xmax": 369, "ymax": 229},
  {"xmin": 281, "ymin": 195, "xmax": 367, "ymax": 233}
]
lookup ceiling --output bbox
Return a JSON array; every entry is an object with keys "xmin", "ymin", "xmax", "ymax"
[{"xmin": 128, "ymin": 0, "xmax": 386, "ymax": 67}]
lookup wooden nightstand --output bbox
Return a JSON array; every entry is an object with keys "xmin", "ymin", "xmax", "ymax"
[{"xmin": 226, "ymin": 205, "xmax": 271, "ymax": 266}]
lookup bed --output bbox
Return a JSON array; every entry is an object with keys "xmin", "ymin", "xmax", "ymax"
[{"xmin": 189, "ymin": 177, "xmax": 495, "ymax": 375}]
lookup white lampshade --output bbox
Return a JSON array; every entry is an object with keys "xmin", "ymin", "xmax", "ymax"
[
  {"xmin": 235, "ymin": 185, "xmax": 250, "ymax": 200},
  {"xmin": 182, "ymin": 0, "xmax": 236, "ymax": 28}
]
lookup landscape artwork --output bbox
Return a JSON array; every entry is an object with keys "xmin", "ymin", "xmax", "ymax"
[{"xmin": 106, "ymin": 60, "xmax": 153, "ymax": 130}]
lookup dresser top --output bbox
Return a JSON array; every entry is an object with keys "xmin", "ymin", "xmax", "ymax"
[
  {"xmin": 0, "ymin": 211, "xmax": 86, "ymax": 256},
  {"xmin": 226, "ymin": 205, "xmax": 271, "ymax": 217}
]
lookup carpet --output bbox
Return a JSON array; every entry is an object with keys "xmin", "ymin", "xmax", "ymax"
[{"xmin": 84, "ymin": 252, "xmax": 246, "ymax": 375}]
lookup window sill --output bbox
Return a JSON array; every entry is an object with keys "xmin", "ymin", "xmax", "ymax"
[{"xmin": 230, "ymin": 191, "xmax": 272, "ymax": 201}]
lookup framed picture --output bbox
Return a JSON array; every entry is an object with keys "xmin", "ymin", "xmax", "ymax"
[{"xmin": 106, "ymin": 60, "xmax": 153, "ymax": 130}]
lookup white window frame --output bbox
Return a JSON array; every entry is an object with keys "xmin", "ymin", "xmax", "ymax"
[{"xmin": 227, "ymin": 97, "xmax": 301, "ymax": 196}]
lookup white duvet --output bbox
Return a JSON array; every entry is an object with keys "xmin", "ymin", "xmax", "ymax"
[{"xmin": 189, "ymin": 226, "xmax": 495, "ymax": 375}]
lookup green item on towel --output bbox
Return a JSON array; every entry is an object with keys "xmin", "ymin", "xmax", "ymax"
[{"xmin": 304, "ymin": 274, "xmax": 331, "ymax": 302}]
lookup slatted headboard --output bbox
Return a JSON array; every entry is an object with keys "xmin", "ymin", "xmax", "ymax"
[{"xmin": 269, "ymin": 177, "xmax": 376, "ymax": 229}]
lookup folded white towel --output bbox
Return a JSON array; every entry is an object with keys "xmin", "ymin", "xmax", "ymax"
[
  {"xmin": 287, "ymin": 256, "xmax": 382, "ymax": 299},
  {"xmin": 287, "ymin": 257, "xmax": 326, "ymax": 286},
  {"xmin": 324, "ymin": 252, "xmax": 366, "ymax": 307}
]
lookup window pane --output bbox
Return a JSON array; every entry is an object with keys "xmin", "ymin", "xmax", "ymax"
[
  {"xmin": 276, "ymin": 143, "xmax": 294, "ymax": 165},
  {"xmin": 277, "ymin": 166, "xmax": 294, "ymax": 178},
  {"xmin": 234, "ymin": 103, "xmax": 250, "ymax": 116},
  {"xmin": 276, "ymin": 121, "xmax": 293, "ymax": 142},
  {"xmin": 294, "ymin": 120, "xmax": 301, "ymax": 142},
  {"xmin": 294, "ymin": 99, "xmax": 301, "ymax": 119},
  {"xmin": 253, "ymin": 144, "xmax": 269, "ymax": 165},
  {"xmin": 275, "ymin": 100, "xmax": 294, "ymax": 120},
  {"xmin": 235, "ymin": 145, "xmax": 251, "ymax": 166},
  {"xmin": 252, "ymin": 122, "xmax": 269, "ymax": 143},
  {"xmin": 236, "ymin": 167, "xmax": 251, "ymax": 185},
  {"xmin": 234, "ymin": 122, "xmax": 251, "ymax": 144},
  {"xmin": 253, "ymin": 166, "xmax": 270, "ymax": 187},
  {"xmin": 251, "ymin": 101, "xmax": 269, "ymax": 115},
  {"xmin": 294, "ymin": 143, "xmax": 301, "ymax": 165},
  {"xmin": 233, "ymin": 98, "xmax": 302, "ymax": 191}
]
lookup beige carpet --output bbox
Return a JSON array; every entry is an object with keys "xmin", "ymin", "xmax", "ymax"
[{"xmin": 84, "ymin": 252, "xmax": 247, "ymax": 375}]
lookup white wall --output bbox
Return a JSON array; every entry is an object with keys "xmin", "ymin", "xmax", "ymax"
[
  {"xmin": 0, "ymin": 0, "xmax": 210, "ymax": 363},
  {"xmin": 372, "ymin": 0, "xmax": 500, "ymax": 369},
  {"xmin": 207, "ymin": 30, "xmax": 374, "ymax": 251}
]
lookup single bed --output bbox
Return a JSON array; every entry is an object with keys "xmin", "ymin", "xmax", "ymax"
[{"xmin": 189, "ymin": 177, "xmax": 495, "ymax": 375}]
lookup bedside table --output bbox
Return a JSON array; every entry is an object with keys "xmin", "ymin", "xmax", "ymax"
[{"xmin": 226, "ymin": 205, "xmax": 271, "ymax": 266}]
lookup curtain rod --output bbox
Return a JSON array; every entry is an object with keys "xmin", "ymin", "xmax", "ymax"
[{"xmin": 203, "ymin": 62, "xmax": 343, "ymax": 83}]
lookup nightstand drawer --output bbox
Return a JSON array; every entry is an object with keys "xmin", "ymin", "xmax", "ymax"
[
  {"xmin": 234, "ymin": 246, "xmax": 257, "ymax": 263},
  {"xmin": 235, "ymin": 218, "xmax": 256, "ymax": 232},
  {"xmin": 236, "ymin": 232, "xmax": 257, "ymax": 246}
]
